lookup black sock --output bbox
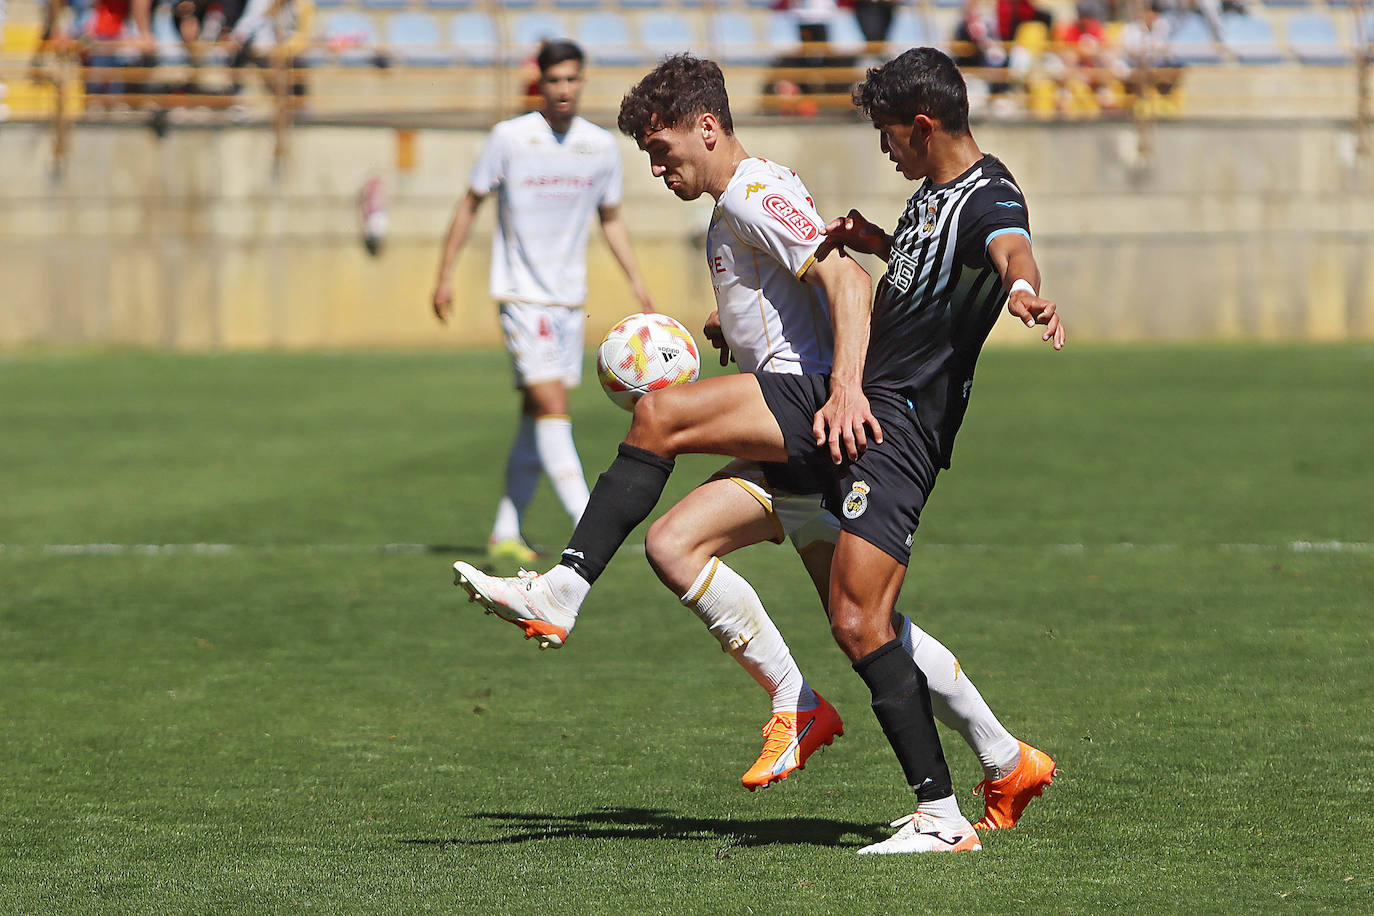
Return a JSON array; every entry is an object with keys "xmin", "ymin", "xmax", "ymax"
[
  {"xmin": 853, "ymin": 638, "xmax": 955, "ymax": 803},
  {"xmin": 557, "ymin": 443, "xmax": 674, "ymax": 585}
]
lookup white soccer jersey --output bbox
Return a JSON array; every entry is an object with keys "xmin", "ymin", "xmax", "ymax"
[
  {"xmin": 469, "ymin": 112, "xmax": 624, "ymax": 307},
  {"xmin": 706, "ymin": 158, "xmax": 834, "ymax": 375}
]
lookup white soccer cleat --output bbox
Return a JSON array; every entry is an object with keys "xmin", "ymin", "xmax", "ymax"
[
  {"xmin": 453, "ymin": 561, "xmax": 577, "ymax": 650},
  {"xmin": 857, "ymin": 811, "xmax": 982, "ymax": 855}
]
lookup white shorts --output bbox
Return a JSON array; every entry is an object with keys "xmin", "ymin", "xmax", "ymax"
[
  {"xmin": 498, "ymin": 301, "xmax": 585, "ymax": 389},
  {"xmin": 708, "ymin": 458, "xmax": 840, "ymax": 552}
]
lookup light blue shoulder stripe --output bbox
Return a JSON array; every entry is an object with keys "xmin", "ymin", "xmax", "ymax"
[{"xmin": 985, "ymin": 227, "xmax": 1031, "ymax": 250}]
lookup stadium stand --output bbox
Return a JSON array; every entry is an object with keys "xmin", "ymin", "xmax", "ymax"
[
  {"xmin": 578, "ymin": 10, "xmax": 641, "ymax": 65},
  {"xmin": 1285, "ymin": 13, "xmax": 1348, "ymax": 64},
  {"xmin": 888, "ymin": 9, "xmax": 934, "ymax": 52},
  {"xmin": 450, "ymin": 10, "xmax": 498, "ymax": 65},
  {"xmin": 1221, "ymin": 10, "xmax": 1285, "ymax": 64},
  {"xmin": 313, "ymin": 10, "xmax": 382, "ymax": 66},
  {"xmin": 1168, "ymin": 12, "xmax": 1225, "ymax": 64},
  {"xmin": 509, "ymin": 10, "xmax": 567, "ymax": 61},
  {"xmin": 387, "ymin": 11, "xmax": 452, "ymax": 66},
  {"xmin": 709, "ymin": 10, "xmax": 768, "ymax": 65},
  {"xmin": 1, "ymin": 0, "xmax": 1369, "ymax": 134},
  {"xmin": 638, "ymin": 9, "xmax": 702, "ymax": 58}
]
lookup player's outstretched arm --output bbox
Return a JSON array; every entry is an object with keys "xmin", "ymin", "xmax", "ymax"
[
  {"xmin": 988, "ymin": 233, "xmax": 1065, "ymax": 350},
  {"xmin": 432, "ymin": 189, "xmax": 485, "ymax": 323},
  {"xmin": 818, "ymin": 209, "xmax": 893, "ymax": 262},
  {"xmin": 599, "ymin": 205, "xmax": 656, "ymax": 313},
  {"xmin": 805, "ymin": 247, "xmax": 882, "ymax": 463}
]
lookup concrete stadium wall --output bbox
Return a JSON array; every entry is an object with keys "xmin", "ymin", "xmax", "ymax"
[{"xmin": 1, "ymin": 119, "xmax": 1372, "ymax": 350}]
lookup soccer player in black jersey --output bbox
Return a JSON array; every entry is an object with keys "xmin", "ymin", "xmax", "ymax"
[{"xmin": 455, "ymin": 47, "xmax": 1064, "ymax": 855}]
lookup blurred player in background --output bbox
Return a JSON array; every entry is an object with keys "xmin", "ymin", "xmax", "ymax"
[
  {"xmin": 458, "ymin": 53, "xmax": 1057, "ymax": 835},
  {"xmin": 431, "ymin": 40, "xmax": 655, "ymax": 566}
]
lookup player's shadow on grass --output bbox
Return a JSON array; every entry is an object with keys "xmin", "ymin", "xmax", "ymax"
[{"xmin": 403, "ymin": 807, "xmax": 886, "ymax": 850}]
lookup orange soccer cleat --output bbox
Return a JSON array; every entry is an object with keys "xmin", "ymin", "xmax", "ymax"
[
  {"xmin": 972, "ymin": 740, "xmax": 1056, "ymax": 830},
  {"xmin": 741, "ymin": 695, "xmax": 844, "ymax": 790}
]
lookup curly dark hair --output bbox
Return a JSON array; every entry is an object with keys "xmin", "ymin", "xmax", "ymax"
[
  {"xmin": 617, "ymin": 54, "xmax": 734, "ymax": 143},
  {"xmin": 852, "ymin": 47, "xmax": 970, "ymax": 135}
]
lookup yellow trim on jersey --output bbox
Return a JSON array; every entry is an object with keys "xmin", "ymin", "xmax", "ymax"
[
  {"xmin": 685, "ymin": 556, "xmax": 720, "ymax": 606},
  {"xmin": 795, "ymin": 253, "xmax": 817, "ymax": 280}
]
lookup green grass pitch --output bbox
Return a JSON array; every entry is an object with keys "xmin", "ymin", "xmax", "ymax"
[{"xmin": 1, "ymin": 344, "xmax": 1370, "ymax": 914}]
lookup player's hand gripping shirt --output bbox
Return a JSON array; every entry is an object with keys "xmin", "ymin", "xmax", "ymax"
[
  {"xmin": 705, "ymin": 159, "xmax": 834, "ymax": 376},
  {"xmin": 862, "ymin": 154, "xmax": 1031, "ymax": 467},
  {"xmin": 469, "ymin": 112, "xmax": 624, "ymax": 307}
]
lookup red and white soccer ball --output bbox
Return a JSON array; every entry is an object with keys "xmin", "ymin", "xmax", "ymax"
[{"xmin": 596, "ymin": 313, "xmax": 701, "ymax": 412}]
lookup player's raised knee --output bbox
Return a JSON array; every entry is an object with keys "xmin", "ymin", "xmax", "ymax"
[
  {"xmin": 644, "ymin": 514, "xmax": 692, "ymax": 589},
  {"xmin": 626, "ymin": 388, "xmax": 680, "ymax": 455}
]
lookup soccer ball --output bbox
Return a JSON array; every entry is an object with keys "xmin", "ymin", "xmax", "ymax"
[{"xmin": 596, "ymin": 313, "xmax": 701, "ymax": 411}]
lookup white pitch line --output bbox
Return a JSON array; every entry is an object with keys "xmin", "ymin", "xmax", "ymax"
[{"xmin": 0, "ymin": 542, "xmax": 1370, "ymax": 556}]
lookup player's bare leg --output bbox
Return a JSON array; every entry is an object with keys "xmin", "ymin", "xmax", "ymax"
[
  {"xmin": 625, "ymin": 373, "xmax": 789, "ymax": 462},
  {"xmin": 646, "ymin": 479, "xmax": 842, "ymax": 789},
  {"xmin": 827, "ymin": 533, "xmax": 980, "ymax": 855}
]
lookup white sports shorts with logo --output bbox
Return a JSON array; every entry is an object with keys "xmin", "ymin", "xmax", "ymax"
[
  {"xmin": 708, "ymin": 458, "xmax": 840, "ymax": 552},
  {"xmin": 498, "ymin": 301, "xmax": 586, "ymax": 389}
]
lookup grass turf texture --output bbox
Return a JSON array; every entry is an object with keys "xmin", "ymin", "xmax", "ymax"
[{"xmin": 1, "ymin": 344, "xmax": 1370, "ymax": 914}]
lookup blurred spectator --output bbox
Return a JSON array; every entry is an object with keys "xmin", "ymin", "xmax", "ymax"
[
  {"xmin": 84, "ymin": 0, "xmax": 143, "ymax": 96},
  {"xmin": 997, "ymin": 0, "xmax": 1051, "ymax": 44},
  {"xmin": 852, "ymin": 0, "xmax": 895, "ymax": 47},
  {"xmin": 777, "ymin": 0, "xmax": 841, "ymax": 46},
  {"xmin": 1055, "ymin": 1, "xmax": 1106, "ymax": 78},
  {"xmin": 954, "ymin": 0, "xmax": 1006, "ymax": 70},
  {"xmin": 1055, "ymin": 0, "xmax": 1118, "ymax": 113},
  {"xmin": 173, "ymin": 0, "xmax": 243, "ymax": 90},
  {"xmin": 1116, "ymin": 0, "xmax": 1182, "ymax": 100},
  {"xmin": 1056, "ymin": 0, "xmax": 1106, "ymax": 60},
  {"xmin": 953, "ymin": 0, "xmax": 1008, "ymax": 101},
  {"xmin": 224, "ymin": 0, "xmax": 312, "ymax": 97},
  {"xmin": 770, "ymin": 0, "xmax": 853, "ymax": 106}
]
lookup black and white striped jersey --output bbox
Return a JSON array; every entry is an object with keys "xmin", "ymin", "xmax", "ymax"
[{"xmin": 863, "ymin": 154, "xmax": 1030, "ymax": 467}]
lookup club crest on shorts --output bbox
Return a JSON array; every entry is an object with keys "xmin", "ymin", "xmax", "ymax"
[{"xmin": 842, "ymin": 481, "xmax": 870, "ymax": 519}]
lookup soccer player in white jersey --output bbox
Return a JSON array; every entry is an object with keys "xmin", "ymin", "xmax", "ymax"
[
  {"xmin": 431, "ymin": 40, "xmax": 655, "ymax": 567},
  {"xmin": 457, "ymin": 55, "xmax": 1055, "ymax": 831}
]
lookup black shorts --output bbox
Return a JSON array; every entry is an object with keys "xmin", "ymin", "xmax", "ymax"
[{"xmin": 755, "ymin": 373, "xmax": 938, "ymax": 565}]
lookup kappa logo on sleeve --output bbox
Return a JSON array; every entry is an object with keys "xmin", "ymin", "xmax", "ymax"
[{"xmin": 762, "ymin": 194, "xmax": 819, "ymax": 242}]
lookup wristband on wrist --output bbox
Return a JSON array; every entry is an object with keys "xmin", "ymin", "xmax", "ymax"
[{"xmin": 1009, "ymin": 278, "xmax": 1036, "ymax": 297}]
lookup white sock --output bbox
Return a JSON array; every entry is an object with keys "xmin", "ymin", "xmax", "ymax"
[
  {"xmin": 681, "ymin": 558, "xmax": 816, "ymax": 715},
  {"xmin": 541, "ymin": 564, "xmax": 590, "ymax": 614},
  {"xmin": 899, "ymin": 615, "xmax": 1022, "ymax": 781},
  {"xmin": 915, "ymin": 793, "xmax": 964, "ymax": 823},
  {"xmin": 534, "ymin": 415, "xmax": 590, "ymax": 524},
  {"xmin": 491, "ymin": 416, "xmax": 540, "ymax": 543}
]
